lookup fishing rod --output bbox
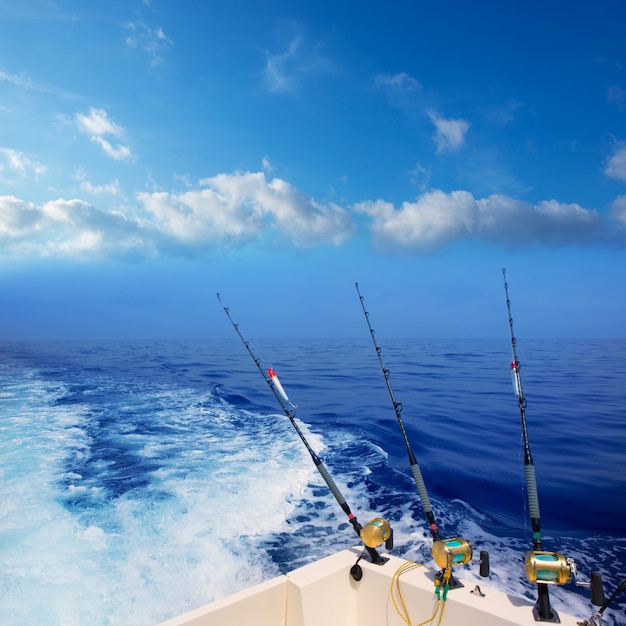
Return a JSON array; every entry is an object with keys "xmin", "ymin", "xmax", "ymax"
[
  {"xmin": 355, "ymin": 283, "xmax": 440, "ymax": 542},
  {"xmin": 355, "ymin": 283, "xmax": 474, "ymax": 588},
  {"xmin": 580, "ymin": 577, "xmax": 626, "ymax": 626},
  {"xmin": 217, "ymin": 293, "xmax": 391, "ymax": 566},
  {"xmin": 502, "ymin": 269, "xmax": 572, "ymax": 623}
]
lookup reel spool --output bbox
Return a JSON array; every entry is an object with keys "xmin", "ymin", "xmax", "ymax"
[
  {"xmin": 360, "ymin": 518, "xmax": 393, "ymax": 550},
  {"xmin": 432, "ymin": 538, "xmax": 473, "ymax": 569},
  {"xmin": 525, "ymin": 551, "xmax": 572, "ymax": 585}
]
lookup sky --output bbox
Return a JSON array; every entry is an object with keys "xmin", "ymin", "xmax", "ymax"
[{"xmin": 1, "ymin": 0, "xmax": 625, "ymax": 340}]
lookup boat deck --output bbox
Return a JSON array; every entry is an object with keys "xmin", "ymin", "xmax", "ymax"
[{"xmin": 157, "ymin": 548, "xmax": 583, "ymax": 626}]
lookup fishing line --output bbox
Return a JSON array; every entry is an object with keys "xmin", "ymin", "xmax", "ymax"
[{"xmin": 217, "ymin": 292, "xmax": 388, "ymax": 565}]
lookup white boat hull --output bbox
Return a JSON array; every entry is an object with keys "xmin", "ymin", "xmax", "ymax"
[{"xmin": 157, "ymin": 548, "xmax": 583, "ymax": 626}]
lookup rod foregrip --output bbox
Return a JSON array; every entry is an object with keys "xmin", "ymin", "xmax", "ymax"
[
  {"xmin": 315, "ymin": 459, "xmax": 348, "ymax": 508},
  {"xmin": 410, "ymin": 463, "xmax": 434, "ymax": 514},
  {"xmin": 524, "ymin": 464, "xmax": 541, "ymax": 521}
]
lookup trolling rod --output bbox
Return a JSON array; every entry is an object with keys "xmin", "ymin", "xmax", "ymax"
[
  {"xmin": 217, "ymin": 293, "xmax": 391, "ymax": 566},
  {"xmin": 355, "ymin": 283, "xmax": 440, "ymax": 541},
  {"xmin": 502, "ymin": 270, "xmax": 542, "ymax": 549},
  {"xmin": 502, "ymin": 269, "xmax": 572, "ymax": 622},
  {"xmin": 355, "ymin": 283, "xmax": 476, "ymax": 589}
]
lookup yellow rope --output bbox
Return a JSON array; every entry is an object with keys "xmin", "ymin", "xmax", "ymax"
[
  {"xmin": 435, "ymin": 567, "xmax": 452, "ymax": 626},
  {"xmin": 389, "ymin": 561, "xmax": 443, "ymax": 626}
]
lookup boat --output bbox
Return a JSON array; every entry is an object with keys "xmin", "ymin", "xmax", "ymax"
[
  {"xmin": 181, "ymin": 290, "xmax": 623, "ymax": 626},
  {"xmin": 157, "ymin": 545, "xmax": 607, "ymax": 626}
]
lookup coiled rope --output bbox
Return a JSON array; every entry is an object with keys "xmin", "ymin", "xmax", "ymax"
[{"xmin": 390, "ymin": 561, "xmax": 450, "ymax": 626}]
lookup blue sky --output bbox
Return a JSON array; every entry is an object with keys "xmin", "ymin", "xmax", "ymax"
[{"xmin": 1, "ymin": 0, "xmax": 625, "ymax": 339}]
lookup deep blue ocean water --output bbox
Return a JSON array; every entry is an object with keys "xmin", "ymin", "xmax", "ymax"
[{"xmin": 0, "ymin": 337, "xmax": 625, "ymax": 625}]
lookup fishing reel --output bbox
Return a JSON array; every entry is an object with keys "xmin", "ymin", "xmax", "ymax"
[
  {"xmin": 360, "ymin": 518, "xmax": 393, "ymax": 551},
  {"xmin": 525, "ymin": 551, "xmax": 572, "ymax": 585},
  {"xmin": 432, "ymin": 537, "xmax": 473, "ymax": 569},
  {"xmin": 432, "ymin": 537, "xmax": 473, "ymax": 591},
  {"xmin": 350, "ymin": 519, "xmax": 393, "ymax": 581}
]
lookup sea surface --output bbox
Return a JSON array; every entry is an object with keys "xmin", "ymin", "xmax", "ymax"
[{"xmin": 1, "ymin": 337, "xmax": 625, "ymax": 625}]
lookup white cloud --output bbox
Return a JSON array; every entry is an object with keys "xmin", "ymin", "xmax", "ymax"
[
  {"xmin": 75, "ymin": 108, "xmax": 134, "ymax": 161},
  {"xmin": 262, "ymin": 156, "xmax": 273, "ymax": 172},
  {"xmin": 356, "ymin": 190, "xmax": 602, "ymax": 252},
  {"xmin": 92, "ymin": 137, "xmax": 133, "ymax": 161},
  {"xmin": 79, "ymin": 180, "xmax": 120, "ymax": 196},
  {"xmin": 172, "ymin": 173, "xmax": 193, "ymax": 188},
  {"xmin": 374, "ymin": 72, "xmax": 474, "ymax": 158},
  {"xmin": 2, "ymin": 173, "xmax": 622, "ymax": 261},
  {"xmin": 0, "ymin": 195, "xmax": 45, "ymax": 238},
  {"xmin": 140, "ymin": 171, "xmax": 356, "ymax": 247},
  {"xmin": 356, "ymin": 191, "xmax": 478, "ymax": 250},
  {"xmin": 610, "ymin": 195, "xmax": 626, "ymax": 229},
  {"xmin": 0, "ymin": 69, "xmax": 33, "ymax": 89},
  {"xmin": 124, "ymin": 21, "xmax": 173, "ymax": 68},
  {"xmin": 75, "ymin": 108, "xmax": 123, "ymax": 137},
  {"xmin": 427, "ymin": 110, "xmax": 470, "ymax": 153},
  {"xmin": 265, "ymin": 37, "xmax": 303, "ymax": 92},
  {"xmin": 0, "ymin": 147, "xmax": 47, "ymax": 180},
  {"xmin": 0, "ymin": 196, "xmax": 151, "ymax": 259},
  {"xmin": 0, "ymin": 171, "xmax": 355, "ymax": 260},
  {"xmin": 409, "ymin": 162, "xmax": 431, "ymax": 190},
  {"xmin": 264, "ymin": 35, "xmax": 332, "ymax": 93},
  {"xmin": 372, "ymin": 71, "xmax": 423, "ymax": 118},
  {"xmin": 605, "ymin": 143, "xmax": 626, "ymax": 181},
  {"xmin": 373, "ymin": 72, "xmax": 421, "ymax": 92}
]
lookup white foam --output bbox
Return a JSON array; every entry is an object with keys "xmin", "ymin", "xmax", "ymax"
[
  {"xmin": 1, "ymin": 366, "xmax": 624, "ymax": 626},
  {"xmin": 0, "ymin": 373, "xmax": 325, "ymax": 624}
]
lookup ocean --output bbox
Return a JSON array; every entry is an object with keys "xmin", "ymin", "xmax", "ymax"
[{"xmin": 0, "ymin": 337, "xmax": 625, "ymax": 625}]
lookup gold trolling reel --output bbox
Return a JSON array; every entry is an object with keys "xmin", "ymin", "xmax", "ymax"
[
  {"xmin": 525, "ymin": 551, "xmax": 572, "ymax": 585},
  {"xmin": 350, "ymin": 519, "xmax": 393, "ymax": 581},
  {"xmin": 432, "ymin": 537, "xmax": 473, "ymax": 591},
  {"xmin": 432, "ymin": 537, "xmax": 473, "ymax": 569},
  {"xmin": 360, "ymin": 518, "xmax": 393, "ymax": 551}
]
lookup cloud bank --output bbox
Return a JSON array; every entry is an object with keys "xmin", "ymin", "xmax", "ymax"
[
  {"xmin": 0, "ymin": 172, "xmax": 623, "ymax": 261},
  {"xmin": 0, "ymin": 171, "xmax": 355, "ymax": 259},
  {"xmin": 138, "ymin": 171, "xmax": 355, "ymax": 248},
  {"xmin": 356, "ymin": 190, "xmax": 608, "ymax": 252},
  {"xmin": 0, "ymin": 195, "xmax": 149, "ymax": 259}
]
